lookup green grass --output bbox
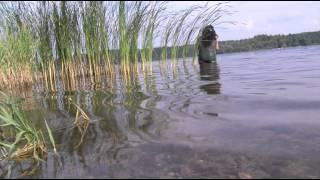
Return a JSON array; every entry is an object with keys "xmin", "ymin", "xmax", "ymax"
[{"xmin": 0, "ymin": 91, "xmax": 56, "ymax": 163}]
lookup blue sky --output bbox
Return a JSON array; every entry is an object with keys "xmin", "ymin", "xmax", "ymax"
[{"xmin": 169, "ymin": 1, "xmax": 320, "ymax": 41}]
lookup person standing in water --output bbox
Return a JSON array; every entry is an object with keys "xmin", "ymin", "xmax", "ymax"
[
  {"xmin": 198, "ymin": 25, "xmax": 219, "ymax": 64},
  {"xmin": 198, "ymin": 25, "xmax": 221, "ymax": 94}
]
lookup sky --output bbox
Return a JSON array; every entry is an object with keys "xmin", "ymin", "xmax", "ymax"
[{"xmin": 169, "ymin": 1, "xmax": 320, "ymax": 41}]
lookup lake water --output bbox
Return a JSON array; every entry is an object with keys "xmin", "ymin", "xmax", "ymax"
[{"xmin": 5, "ymin": 45, "xmax": 320, "ymax": 178}]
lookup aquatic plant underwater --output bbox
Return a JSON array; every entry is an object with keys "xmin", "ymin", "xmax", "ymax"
[{"xmin": 0, "ymin": 91, "xmax": 56, "ymax": 178}]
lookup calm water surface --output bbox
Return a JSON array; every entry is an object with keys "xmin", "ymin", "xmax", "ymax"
[{"xmin": 6, "ymin": 45, "xmax": 320, "ymax": 178}]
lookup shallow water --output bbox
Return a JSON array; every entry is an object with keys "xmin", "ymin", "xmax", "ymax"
[{"xmin": 5, "ymin": 45, "xmax": 320, "ymax": 178}]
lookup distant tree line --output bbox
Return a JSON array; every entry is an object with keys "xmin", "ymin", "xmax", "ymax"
[{"xmin": 152, "ymin": 31, "xmax": 320, "ymax": 60}]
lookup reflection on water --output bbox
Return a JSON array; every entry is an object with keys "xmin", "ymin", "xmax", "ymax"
[
  {"xmin": 199, "ymin": 61, "xmax": 221, "ymax": 94},
  {"xmin": 3, "ymin": 45, "xmax": 320, "ymax": 178}
]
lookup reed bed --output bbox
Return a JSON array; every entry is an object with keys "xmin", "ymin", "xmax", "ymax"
[{"xmin": 0, "ymin": 1, "xmax": 233, "ymax": 91}]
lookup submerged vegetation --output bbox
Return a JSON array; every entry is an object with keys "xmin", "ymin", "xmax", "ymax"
[
  {"xmin": 0, "ymin": 91, "xmax": 56, "ymax": 178},
  {"xmin": 67, "ymin": 97, "xmax": 91, "ymax": 149},
  {"xmin": 0, "ymin": 1, "xmax": 232, "ymax": 91}
]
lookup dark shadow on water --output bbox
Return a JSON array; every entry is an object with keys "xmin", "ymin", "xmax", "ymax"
[{"xmin": 199, "ymin": 61, "xmax": 221, "ymax": 95}]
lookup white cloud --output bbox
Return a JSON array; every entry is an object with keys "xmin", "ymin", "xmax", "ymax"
[
  {"xmin": 244, "ymin": 19, "xmax": 254, "ymax": 31},
  {"xmin": 311, "ymin": 19, "xmax": 320, "ymax": 27}
]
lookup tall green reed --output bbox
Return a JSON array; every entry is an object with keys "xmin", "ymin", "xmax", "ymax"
[{"xmin": 0, "ymin": 1, "xmax": 233, "ymax": 90}]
